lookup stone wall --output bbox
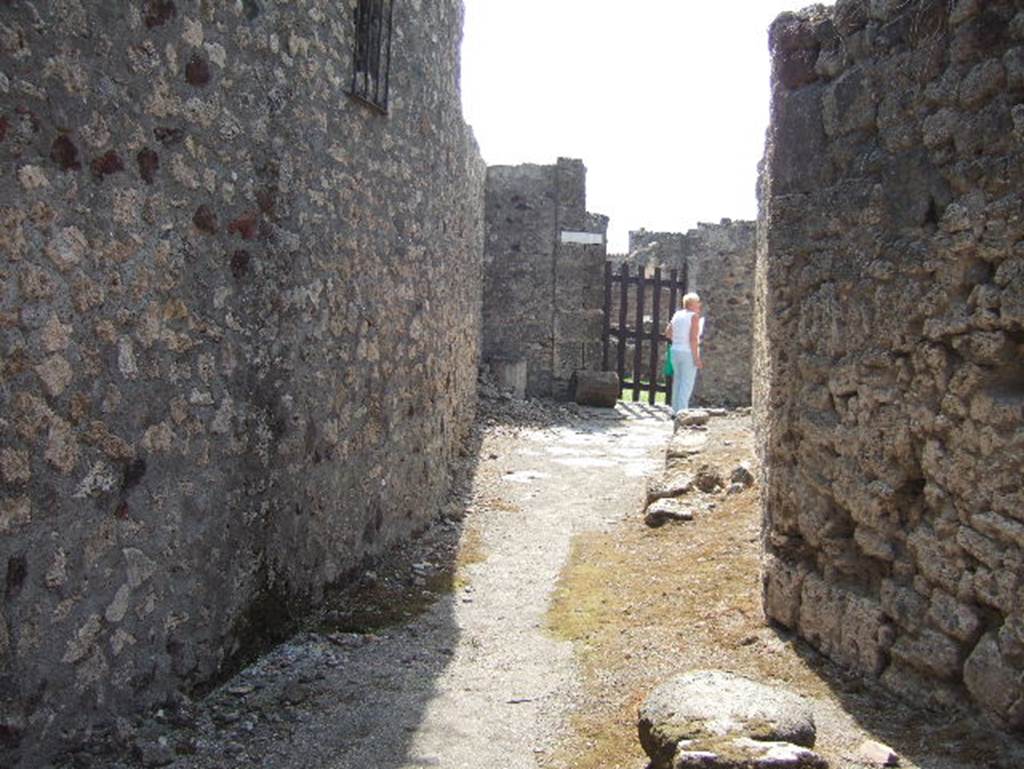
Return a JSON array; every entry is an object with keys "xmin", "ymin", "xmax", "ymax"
[
  {"xmin": 757, "ymin": 1, "xmax": 1024, "ymax": 729},
  {"xmin": 685, "ymin": 221, "xmax": 756, "ymax": 408},
  {"xmin": 620, "ymin": 222, "xmax": 755, "ymax": 407},
  {"xmin": 0, "ymin": 1, "xmax": 485, "ymax": 763},
  {"xmin": 483, "ymin": 158, "xmax": 606, "ymax": 399},
  {"xmin": 625, "ymin": 229, "xmax": 688, "ymax": 273}
]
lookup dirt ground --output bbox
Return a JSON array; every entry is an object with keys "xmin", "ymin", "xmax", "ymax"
[
  {"xmin": 544, "ymin": 409, "xmax": 1024, "ymax": 769},
  {"xmin": 69, "ymin": 395, "xmax": 1024, "ymax": 769}
]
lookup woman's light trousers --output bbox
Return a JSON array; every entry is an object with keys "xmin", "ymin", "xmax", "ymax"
[{"xmin": 671, "ymin": 348, "xmax": 697, "ymax": 413}]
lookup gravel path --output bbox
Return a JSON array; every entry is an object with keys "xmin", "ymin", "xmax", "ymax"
[
  {"xmin": 114, "ymin": 402, "xmax": 672, "ymax": 769},
  {"xmin": 391, "ymin": 406, "xmax": 671, "ymax": 769}
]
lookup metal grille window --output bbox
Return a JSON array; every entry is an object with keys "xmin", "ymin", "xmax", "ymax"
[{"xmin": 350, "ymin": 0, "xmax": 394, "ymax": 113}]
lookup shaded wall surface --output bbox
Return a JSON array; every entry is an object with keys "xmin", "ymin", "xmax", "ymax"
[
  {"xmin": 483, "ymin": 158, "xmax": 606, "ymax": 399},
  {"xmin": 0, "ymin": 1, "xmax": 485, "ymax": 763},
  {"xmin": 757, "ymin": 1, "xmax": 1024, "ymax": 728},
  {"xmin": 627, "ymin": 221, "xmax": 756, "ymax": 407}
]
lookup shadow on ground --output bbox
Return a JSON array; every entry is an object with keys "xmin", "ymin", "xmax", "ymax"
[
  {"xmin": 612, "ymin": 399, "xmax": 674, "ymax": 421},
  {"xmin": 777, "ymin": 625, "xmax": 1024, "ymax": 769}
]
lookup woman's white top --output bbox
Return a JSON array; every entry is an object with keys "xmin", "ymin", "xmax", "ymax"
[{"xmin": 670, "ymin": 309, "xmax": 699, "ymax": 352}]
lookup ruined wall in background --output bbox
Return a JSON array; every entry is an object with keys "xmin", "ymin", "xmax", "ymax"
[
  {"xmin": 758, "ymin": 0, "xmax": 1024, "ymax": 728},
  {"xmin": 686, "ymin": 221, "xmax": 756, "ymax": 408},
  {"xmin": 624, "ymin": 229, "xmax": 687, "ymax": 273},
  {"xmin": 483, "ymin": 158, "xmax": 606, "ymax": 399},
  {"xmin": 0, "ymin": 1, "xmax": 484, "ymax": 763},
  {"xmin": 621, "ymin": 222, "xmax": 755, "ymax": 407}
]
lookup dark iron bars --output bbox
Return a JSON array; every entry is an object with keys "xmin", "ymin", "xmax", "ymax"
[
  {"xmin": 602, "ymin": 262, "xmax": 687, "ymax": 405},
  {"xmin": 350, "ymin": 0, "xmax": 394, "ymax": 113}
]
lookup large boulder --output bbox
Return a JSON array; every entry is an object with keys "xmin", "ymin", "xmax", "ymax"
[
  {"xmin": 489, "ymin": 356, "xmax": 527, "ymax": 399},
  {"xmin": 570, "ymin": 370, "xmax": 620, "ymax": 408},
  {"xmin": 675, "ymin": 409, "xmax": 711, "ymax": 428},
  {"xmin": 638, "ymin": 670, "xmax": 819, "ymax": 769}
]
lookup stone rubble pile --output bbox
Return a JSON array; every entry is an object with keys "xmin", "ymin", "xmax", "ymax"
[
  {"xmin": 476, "ymin": 366, "xmax": 587, "ymax": 431},
  {"xmin": 643, "ymin": 409, "xmax": 756, "ymax": 528}
]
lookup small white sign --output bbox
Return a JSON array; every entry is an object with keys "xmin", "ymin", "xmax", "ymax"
[{"xmin": 560, "ymin": 230, "xmax": 604, "ymax": 245}]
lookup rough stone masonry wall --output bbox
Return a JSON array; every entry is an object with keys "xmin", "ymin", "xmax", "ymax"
[
  {"xmin": 483, "ymin": 158, "xmax": 606, "ymax": 399},
  {"xmin": 757, "ymin": 0, "xmax": 1024, "ymax": 729},
  {"xmin": 623, "ymin": 228, "xmax": 687, "ymax": 272},
  {"xmin": 627, "ymin": 222, "xmax": 756, "ymax": 407},
  {"xmin": 685, "ymin": 221, "xmax": 756, "ymax": 408},
  {"xmin": 0, "ymin": 1, "xmax": 484, "ymax": 763}
]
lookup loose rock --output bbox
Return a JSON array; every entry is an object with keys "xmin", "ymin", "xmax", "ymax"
[
  {"xmin": 667, "ymin": 431, "xmax": 708, "ymax": 459},
  {"xmin": 674, "ymin": 737, "xmax": 827, "ymax": 768},
  {"xmin": 646, "ymin": 471, "xmax": 694, "ymax": 505},
  {"xmin": 638, "ymin": 670, "xmax": 818, "ymax": 769},
  {"xmin": 856, "ymin": 738, "xmax": 899, "ymax": 766},
  {"xmin": 675, "ymin": 409, "xmax": 711, "ymax": 427},
  {"xmin": 730, "ymin": 463, "xmax": 755, "ymax": 488},
  {"xmin": 644, "ymin": 498, "xmax": 694, "ymax": 528},
  {"xmin": 694, "ymin": 465, "xmax": 724, "ymax": 493},
  {"xmin": 135, "ymin": 737, "xmax": 176, "ymax": 767},
  {"xmin": 571, "ymin": 370, "xmax": 620, "ymax": 408}
]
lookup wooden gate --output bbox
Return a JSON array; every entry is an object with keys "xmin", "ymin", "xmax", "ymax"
[{"xmin": 602, "ymin": 262, "xmax": 688, "ymax": 405}]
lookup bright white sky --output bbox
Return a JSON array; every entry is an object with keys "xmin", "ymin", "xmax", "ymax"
[{"xmin": 460, "ymin": 0, "xmax": 791, "ymax": 253}]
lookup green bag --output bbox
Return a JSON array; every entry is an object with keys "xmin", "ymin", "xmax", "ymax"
[{"xmin": 663, "ymin": 349, "xmax": 673, "ymax": 377}]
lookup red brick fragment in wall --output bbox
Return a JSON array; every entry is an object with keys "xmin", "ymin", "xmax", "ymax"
[
  {"xmin": 91, "ymin": 151, "xmax": 124, "ymax": 179},
  {"xmin": 193, "ymin": 205, "xmax": 217, "ymax": 234},
  {"xmin": 50, "ymin": 135, "xmax": 81, "ymax": 171},
  {"xmin": 230, "ymin": 250, "xmax": 250, "ymax": 279},
  {"xmin": 256, "ymin": 187, "xmax": 277, "ymax": 216},
  {"xmin": 137, "ymin": 148, "xmax": 159, "ymax": 184},
  {"xmin": 186, "ymin": 54, "xmax": 211, "ymax": 87},
  {"xmin": 15, "ymin": 105, "xmax": 40, "ymax": 133},
  {"xmin": 144, "ymin": 0, "xmax": 177, "ymax": 29},
  {"xmin": 227, "ymin": 213, "xmax": 259, "ymax": 241},
  {"xmin": 6, "ymin": 555, "xmax": 27, "ymax": 598},
  {"xmin": 154, "ymin": 126, "xmax": 185, "ymax": 146}
]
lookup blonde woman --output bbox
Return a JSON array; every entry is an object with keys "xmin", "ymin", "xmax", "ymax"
[{"xmin": 665, "ymin": 292, "xmax": 703, "ymax": 413}]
